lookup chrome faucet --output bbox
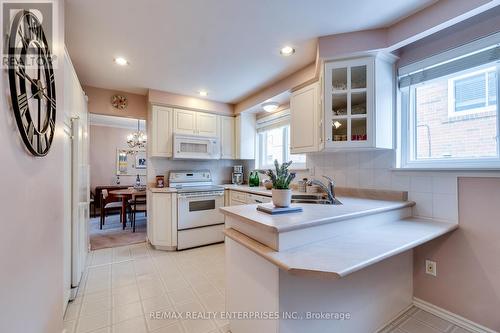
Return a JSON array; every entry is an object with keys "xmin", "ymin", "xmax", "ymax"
[{"xmin": 307, "ymin": 176, "xmax": 342, "ymax": 205}]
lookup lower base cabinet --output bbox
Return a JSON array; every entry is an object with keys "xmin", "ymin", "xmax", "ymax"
[
  {"xmin": 148, "ymin": 191, "xmax": 177, "ymax": 249},
  {"xmin": 227, "ymin": 190, "xmax": 272, "ymax": 206}
]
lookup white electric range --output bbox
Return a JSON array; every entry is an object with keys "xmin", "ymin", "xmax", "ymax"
[{"xmin": 169, "ymin": 170, "xmax": 225, "ymax": 250}]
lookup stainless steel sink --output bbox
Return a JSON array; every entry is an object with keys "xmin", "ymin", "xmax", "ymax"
[{"xmin": 291, "ymin": 194, "xmax": 342, "ymax": 205}]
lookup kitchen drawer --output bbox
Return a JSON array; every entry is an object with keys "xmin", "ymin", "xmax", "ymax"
[
  {"xmin": 230, "ymin": 190, "xmax": 248, "ymax": 203},
  {"xmin": 247, "ymin": 194, "xmax": 272, "ymax": 204},
  {"xmin": 230, "ymin": 198, "xmax": 247, "ymax": 206}
]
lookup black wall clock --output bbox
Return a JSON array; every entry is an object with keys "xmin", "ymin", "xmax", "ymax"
[{"xmin": 8, "ymin": 10, "xmax": 56, "ymax": 157}]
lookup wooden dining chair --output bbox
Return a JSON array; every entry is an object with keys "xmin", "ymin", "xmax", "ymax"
[
  {"xmin": 100, "ymin": 189, "xmax": 123, "ymax": 229},
  {"xmin": 128, "ymin": 194, "xmax": 146, "ymax": 232}
]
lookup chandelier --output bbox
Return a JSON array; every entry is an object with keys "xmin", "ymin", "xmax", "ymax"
[{"xmin": 127, "ymin": 119, "xmax": 147, "ymax": 149}]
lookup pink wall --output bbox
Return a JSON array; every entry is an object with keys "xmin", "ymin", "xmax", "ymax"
[
  {"xmin": 413, "ymin": 177, "xmax": 500, "ymax": 331},
  {"xmin": 397, "ymin": 5, "xmax": 500, "ymax": 67},
  {"xmin": 0, "ymin": 1, "xmax": 65, "ymax": 332},
  {"xmin": 84, "ymin": 85, "xmax": 147, "ymax": 119},
  {"xmin": 89, "ymin": 125, "xmax": 143, "ymax": 190},
  {"xmin": 148, "ymin": 89, "xmax": 233, "ymax": 116}
]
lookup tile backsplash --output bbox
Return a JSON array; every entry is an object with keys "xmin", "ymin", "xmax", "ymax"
[
  {"xmin": 147, "ymin": 158, "xmax": 255, "ymax": 186},
  {"xmin": 300, "ymin": 150, "xmax": 458, "ymax": 222}
]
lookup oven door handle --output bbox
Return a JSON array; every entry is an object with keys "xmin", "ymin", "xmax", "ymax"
[{"xmin": 178, "ymin": 192, "xmax": 225, "ymax": 199}]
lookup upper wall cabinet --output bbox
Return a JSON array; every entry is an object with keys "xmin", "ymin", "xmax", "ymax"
[
  {"xmin": 235, "ymin": 113, "xmax": 256, "ymax": 160},
  {"xmin": 150, "ymin": 105, "xmax": 173, "ymax": 157},
  {"xmin": 220, "ymin": 116, "xmax": 235, "ymax": 159},
  {"xmin": 197, "ymin": 112, "xmax": 219, "ymax": 137},
  {"xmin": 173, "ymin": 109, "xmax": 219, "ymax": 137},
  {"xmin": 324, "ymin": 55, "xmax": 395, "ymax": 150},
  {"xmin": 290, "ymin": 82, "xmax": 322, "ymax": 153}
]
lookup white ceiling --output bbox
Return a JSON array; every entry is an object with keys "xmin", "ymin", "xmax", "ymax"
[{"xmin": 65, "ymin": 0, "xmax": 436, "ymax": 103}]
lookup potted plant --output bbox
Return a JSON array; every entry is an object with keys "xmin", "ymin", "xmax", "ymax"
[{"xmin": 260, "ymin": 160, "xmax": 296, "ymax": 207}]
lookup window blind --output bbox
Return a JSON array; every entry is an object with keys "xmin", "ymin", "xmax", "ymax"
[
  {"xmin": 398, "ymin": 45, "xmax": 500, "ymax": 88},
  {"xmin": 256, "ymin": 109, "xmax": 290, "ymax": 133}
]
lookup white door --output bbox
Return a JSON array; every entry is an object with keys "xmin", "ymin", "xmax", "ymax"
[
  {"xmin": 71, "ymin": 115, "xmax": 89, "ymax": 293},
  {"xmin": 174, "ymin": 109, "xmax": 196, "ymax": 135},
  {"xmin": 220, "ymin": 116, "xmax": 235, "ymax": 159},
  {"xmin": 63, "ymin": 50, "xmax": 89, "ymax": 310},
  {"xmin": 196, "ymin": 112, "xmax": 218, "ymax": 137}
]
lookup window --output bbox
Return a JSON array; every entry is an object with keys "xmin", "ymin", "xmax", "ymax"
[
  {"xmin": 448, "ymin": 66, "xmax": 497, "ymax": 117},
  {"xmin": 399, "ymin": 39, "xmax": 500, "ymax": 169},
  {"xmin": 257, "ymin": 124, "xmax": 306, "ymax": 170}
]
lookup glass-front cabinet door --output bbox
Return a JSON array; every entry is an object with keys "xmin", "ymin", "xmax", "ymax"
[{"xmin": 324, "ymin": 57, "xmax": 374, "ymax": 148}]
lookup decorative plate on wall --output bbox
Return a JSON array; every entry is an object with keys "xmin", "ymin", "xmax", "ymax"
[
  {"xmin": 8, "ymin": 10, "xmax": 57, "ymax": 157},
  {"xmin": 111, "ymin": 94, "xmax": 128, "ymax": 110}
]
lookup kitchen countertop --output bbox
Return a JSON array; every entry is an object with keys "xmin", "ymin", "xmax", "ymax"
[
  {"xmin": 220, "ymin": 198, "xmax": 415, "ymax": 233},
  {"xmin": 148, "ymin": 187, "xmax": 178, "ymax": 193},
  {"xmin": 224, "ymin": 217, "xmax": 457, "ymax": 279}
]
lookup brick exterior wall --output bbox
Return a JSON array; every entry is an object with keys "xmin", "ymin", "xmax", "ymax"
[{"xmin": 415, "ymin": 80, "xmax": 497, "ymax": 159}]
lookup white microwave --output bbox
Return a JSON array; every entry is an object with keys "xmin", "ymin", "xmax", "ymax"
[{"xmin": 173, "ymin": 134, "xmax": 221, "ymax": 160}]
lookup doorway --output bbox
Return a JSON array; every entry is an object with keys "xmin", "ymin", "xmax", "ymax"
[{"xmin": 89, "ymin": 114, "xmax": 147, "ymax": 250}]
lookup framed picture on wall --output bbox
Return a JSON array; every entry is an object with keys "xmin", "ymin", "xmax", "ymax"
[
  {"xmin": 116, "ymin": 149, "xmax": 147, "ymax": 176},
  {"xmin": 135, "ymin": 155, "xmax": 147, "ymax": 169}
]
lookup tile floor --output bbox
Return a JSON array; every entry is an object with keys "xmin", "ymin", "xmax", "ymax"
[
  {"xmin": 381, "ymin": 306, "xmax": 474, "ymax": 333},
  {"xmin": 64, "ymin": 242, "xmax": 227, "ymax": 333},
  {"xmin": 64, "ymin": 242, "xmax": 474, "ymax": 333}
]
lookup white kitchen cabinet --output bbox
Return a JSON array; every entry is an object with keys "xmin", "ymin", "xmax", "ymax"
[
  {"xmin": 229, "ymin": 190, "xmax": 248, "ymax": 206},
  {"xmin": 148, "ymin": 191, "xmax": 177, "ymax": 250},
  {"xmin": 247, "ymin": 193, "xmax": 272, "ymax": 204},
  {"xmin": 150, "ymin": 105, "xmax": 173, "ymax": 157},
  {"xmin": 324, "ymin": 55, "xmax": 395, "ymax": 150},
  {"xmin": 173, "ymin": 109, "xmax": 197, "ymax": 135},
  {"xmin": 173, "ymin": 109, "xmax": 219, "ymax": 137},
  {"xmin": 235, "ymin": 113, "xmax": 256, "ymax": 159},
  {"xmin": 197, "ymin": 112, "xmax": 219, "ymax": 137},
  {"xmin": 290, "ymin": 82, "xmax": 322, "ymax": 153},
  {"xmin": 220, "ymin": 116, "xmax": 235, "ymax": 159}
]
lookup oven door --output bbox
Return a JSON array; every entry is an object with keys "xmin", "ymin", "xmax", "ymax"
[{"xmin": 177, "ymin": 192, "xmax": 225, "ymax": 230}]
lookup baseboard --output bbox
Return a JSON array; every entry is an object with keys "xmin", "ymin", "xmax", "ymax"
[{"xmin": 413, "ymin": 297, "xmax": 498, "ymax": 333}]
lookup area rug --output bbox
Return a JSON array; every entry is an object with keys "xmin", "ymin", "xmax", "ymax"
[{"xmin": 89, "ymin": 212, "xmax": 147, "ymax": 250}]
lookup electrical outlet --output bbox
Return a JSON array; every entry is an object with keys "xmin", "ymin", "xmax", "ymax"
[{"xmin": 425, "ymin": 260, "xmax": 437, "ymax": 276}]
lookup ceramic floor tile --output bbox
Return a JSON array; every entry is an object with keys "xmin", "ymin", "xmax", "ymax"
[
  {"xmin": 142, "ymin": 295, "xmax": 174, "ymax": 313},
  {"xmin": 88, "ymin": 328, "xmax": 111, "ymax": 333},
  {"xmin": 169, "ymin": 287, "xmax": 197, "ymax": 305},
  {"xmin": 112, "ymin": 301, "xmax": 143, "ymax": 324},
  {"xmin": 76, "ymin": 311, "xmax": 111, "ymax": 333},
  {"xmin": 450, "ymin": 326, "xmax": 474, "ymax": 333},
  {"xmin": 146, "ymin": 312, "xmax": 178, "ymax": 331},
  {"xmin": 80, "ymin": 297, "xmax": 112, "ymax": 317},
  {"xmin": 75, "ymin": 243, "xmax": 225, "ymax": 333},
  {"xmin": 398, "ymin": 316, "xmax": 442, "ymax": 333},
  {"xmin": 63, "ymin": 319, "xmax": 76, "ymax": 333},
  {"xmin": 412, "ymin": 309, "xmax": 454, "ymax": 332},
  {"xmin": 181, "ymin": 318, "xmax": 216, "ymax": 333},
  {"xmin": 112, "ymin": 289, "xmax": 141, "ymax": 307},
  {"xmin": 163, "ymin": 276, "xmax": 190, "ymax": 292},
  {"xmin": 112, "ymin": 316, "xmax": 147, "ymax": 333},
  {"xmin": 150, "ymin": 322, "xmax": 185, "ymax": 333}
]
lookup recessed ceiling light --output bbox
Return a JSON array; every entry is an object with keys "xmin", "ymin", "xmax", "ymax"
[
  {"xmin": 198, "ymin": 90, "xmax": 208, "ymax": 97},
  {"xmin": 280, "ymin": 46, "xmax": 295, "ymax": 56},
  {"xmin": 262, "ymin": 101, "xmax": 279, "ymax": 112},
  {"xmin": 114, "ymin": 57, "xmax": 128, "ymax": 66}
]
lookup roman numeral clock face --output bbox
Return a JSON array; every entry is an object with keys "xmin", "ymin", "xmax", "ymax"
[{"xmin": 8, "ymin": 10, "xmax": 56, "ymax": 157}]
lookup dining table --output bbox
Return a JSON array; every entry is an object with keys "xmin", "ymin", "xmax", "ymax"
[{"xmin": 109, "ymin": 188, "xmax": 147, "ymax": 228}]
